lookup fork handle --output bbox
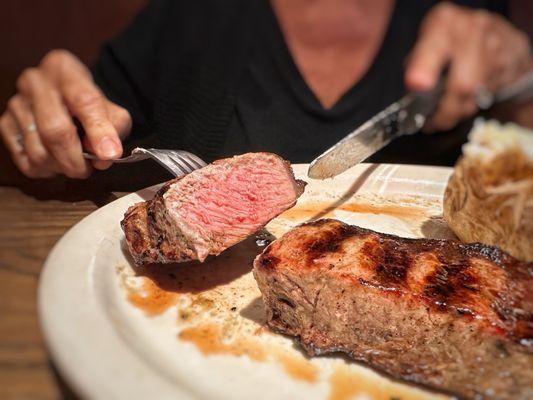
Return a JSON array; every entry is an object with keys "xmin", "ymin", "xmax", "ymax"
[
  {"xmin": 82, "ymin": 152, "xmax": 100, "ymax": 160},
  {"xmin": 81, "ymin": 151, "xmax": 100, "ymax": 161},
  {"xmin": 82, "ymin": 149, "xmax": 151, "ymax": 163},
  {"xmin": 82, "ymin": 152, "xmax": 128, "ymax": 162}
]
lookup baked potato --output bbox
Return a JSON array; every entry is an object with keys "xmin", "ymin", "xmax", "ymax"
[{"xmin": 443, "ymin": 120, "xmax": 533, "ymax": 261}]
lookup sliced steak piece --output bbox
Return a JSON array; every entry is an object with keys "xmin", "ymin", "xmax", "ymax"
[
  {"xmin": 122, "ymin": 153, "xmax": 305, "ymax": 265},
  {"xmin": 253, "ymin": 219, "xmax": 533, "ymax": 400}
]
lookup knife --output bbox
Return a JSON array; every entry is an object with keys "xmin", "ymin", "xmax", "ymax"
[
  {"xmin": 307, "ymin": 70, "xmax": 533, "ymax": 179},
  {"xmin": 307, "ymin": 77, "xmax": 446, "ymax": 180}
]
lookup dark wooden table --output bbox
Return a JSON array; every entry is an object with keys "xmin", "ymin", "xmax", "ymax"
[
  {"xmin": 0, "ymin": 186, "xmax": 101, "ymax": 399},
  {"xmin": 0, "ymin": 159, "xmax": 171, "ymax": 399}
]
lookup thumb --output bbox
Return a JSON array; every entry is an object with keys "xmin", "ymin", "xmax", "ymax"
[
  {"xmin": 405, "ymin": 17, "xmax": 452, "ymax": 91},
  {"xmin": 86, "ymin": 102, "xmax": 131, "ymax": 171},
  {"xmin": 106, "ymin": 101, "xmax": 132, "ymax": 141}
]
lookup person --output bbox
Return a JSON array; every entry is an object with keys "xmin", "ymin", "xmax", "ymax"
[{"xmin": 0, "ymin": 0, "xmax": 530, "ymax": 179}]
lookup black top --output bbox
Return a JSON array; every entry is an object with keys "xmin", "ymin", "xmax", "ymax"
[
  {"xmin": 220, "ymin": 0, "xmax": 429, "ymax": 162},
  {"xmin": 93, "ymin": 0, "xmax": 507, "ymax": 165}
]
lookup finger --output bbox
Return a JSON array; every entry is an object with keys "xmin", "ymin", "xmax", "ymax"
[
  {"xmin": 60, "ymin": 79, "xmax": 123, "ymax": 161},
  {"xmin": 7, "ymin": 95, "xmax": 58, "ymax": 171},
  {"xmin": 448, "ymin": 23, "xmax": 486, "ymax": 101},
  {"xmin": 82, "ymin": 101, "xmax": 131, "ymax": 170},
  {"xmin": 434, "ymin": 20, "xmax": 484, "ymax": 130},
  {"xmin": 17, "ymin": 68, "xmax": 91, "ymax": 178},
  {"xmin": 39, "ymin": 49, "xmax": 93, "ymax": 83},
  {"xmin": 425, "ymin": 91, "xmax": 470, "ymax": 132},
  {"xmin": 486, "ymin": 14, "xmax": 531, "ymax": 90},
  {"xmin": 106, "ymin": 101, "xmax": 132, "ymax": 141},
  {"xmin": 0, "ymin": 112, "xmax": 55, "ymax": 178},
  {"xmin": 462, "ymin": 97, "xmax": 478, "ymax": 118},
  {"xmin": 405, "ymin": 8, "xmax": 453, "ymax": 91},
  {"xmin": 0, "ymin": 112, "xmax": 25, "ymax": 157},
  {"xmin": 81, "ymin": 136, "xmax": 112, "ymax": 170},
  {"xmin": 489, "ymin": 29, "xmax": 531, "ymax": 90},
  {"xmin": 425, "ymin": 92, "xmax": 477, "ymax": 132},
  {"xmin": 39, "ymin": 50, "xmax": 125, "ymax": 163}
]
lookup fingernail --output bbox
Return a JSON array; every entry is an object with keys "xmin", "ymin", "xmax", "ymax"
[{"xmin": 98, "ymin": 136, "xmax": 120, "ymax": 159}]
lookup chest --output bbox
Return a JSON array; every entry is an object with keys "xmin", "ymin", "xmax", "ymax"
[{"xmin": 271, "ymin": 0, "xmax": 395, "ymax": 109}]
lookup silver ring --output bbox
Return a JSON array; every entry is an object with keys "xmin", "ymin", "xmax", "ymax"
[{"xmin": 27, "ymin": 123, "xmax": 37, "ymax": 132}]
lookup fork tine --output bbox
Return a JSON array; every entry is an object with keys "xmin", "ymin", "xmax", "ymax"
[
  {"xmin": 167, "ymin": 157, "xmax": 189, "ymax": 176},
  {"xmin": 187, "ymin": 157, "xmax": 203, "ymax": 170},
  {"xmin": 168, "ymin": 154, "xmax": 195, "ymax": 174},
  {"xmin": 181, "ymin": 153, "xmax": 204, "ymax": 170},
  {"xmin": 179, "ymin": 151, "xmax": 207, "ymax": 168},
  {"xmin": 173, "ymin": 153, "xmax": 196, "ymax": 171},
  {"xmin": 189, "ymin": 155, "xmax": 207, "ymax": 169}
]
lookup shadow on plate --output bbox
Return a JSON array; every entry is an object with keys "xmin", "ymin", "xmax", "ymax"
[
  {"xmin": 307, "ymin": 163, "xmax": 380, "ymax": 221},
  {"xmin": 420, "ymin": 216, "xmax": 457, "ymax": 240},
  {"xmin": 121, "ymin": 236, "xmax": 262, "ymax": 294},
  {"xmin": 239, "ymin": 296, "xmax": 266, "ymax": 325}
]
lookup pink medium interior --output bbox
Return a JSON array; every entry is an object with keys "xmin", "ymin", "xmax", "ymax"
[{"xmin": 166, "ymin": 154, "xmax": 299, "ymax": 241}]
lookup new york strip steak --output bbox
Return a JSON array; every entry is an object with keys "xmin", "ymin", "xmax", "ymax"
[
  {"xmin": 253, "ymin": 219, "xmax": 533, "ymax": 399},
  {"xmin": 121, "ymin": 153, "xmax": 305, "ymax": 265}
]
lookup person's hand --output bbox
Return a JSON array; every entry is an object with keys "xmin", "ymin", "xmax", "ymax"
[
  {"xmin": 0, "ymin": 50, "xmax": 131, "ymax": 178},
  {"xmin": 405, "ymin": 2, "xmax": 531, "ymax": 132}
]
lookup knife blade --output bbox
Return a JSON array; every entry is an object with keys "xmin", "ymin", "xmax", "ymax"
[{"xmin": 308, "ymin": 78, "xmax": 445, "ymax": 180}]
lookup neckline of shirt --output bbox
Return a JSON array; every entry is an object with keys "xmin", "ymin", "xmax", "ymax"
[{"xmin": 259, "ymin": 0, "xmax": 401, "ymax": 119}]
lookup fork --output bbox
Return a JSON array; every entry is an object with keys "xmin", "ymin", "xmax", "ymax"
[{"xmin": 83, "ymin": 147, "xmax": 207, "ymax": 177}]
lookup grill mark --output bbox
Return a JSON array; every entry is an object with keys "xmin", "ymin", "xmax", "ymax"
[
  {"xmin": 359, "ymin": 238, "xmax": 411, "ymax": 288},
  {"xmin": 258, "ymin": 254, "xmax": 280, "ymax": 269},
  {"xmin": 375, "ymin": 241, "xmax": 411, "ymax": 285},
  {"xmin": 422, "ymin": 246, "xmax": 474, "ymax": 309},
  {"xmin": 308, "ymin": 238, "xmax": 340, "ymax": 254},
  {"xmin": 303, "ymin": 222, "xmax": 363, "ymax": 260}
]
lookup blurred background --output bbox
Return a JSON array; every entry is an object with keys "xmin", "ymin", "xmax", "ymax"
[{"xmin": 0, "ymin": 0, "xmax": 532, "ymax": 189}]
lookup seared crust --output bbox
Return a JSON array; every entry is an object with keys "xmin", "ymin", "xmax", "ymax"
[
  {"xmin": 120, "ymin": 202, "xmax": 160, "ymax": 265},
  {"xmin": 253, "ymin": 219, "xmax": 533, "ymax": 399},
  {"xmin": 121, "ymin": 178, "xmax": 198, "ymax": 265},
  {"xmin": 147, "ymin": 179, "xmax": 198, "ymax": 262}
]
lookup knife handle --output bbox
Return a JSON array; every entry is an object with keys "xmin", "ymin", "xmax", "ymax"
[
  {"xmin": 411, "ymin": 71, "xmax": 447, "ymax": 117},
  {"xmin": 397, "ymin": 72, "xmax": 447, "ymax": 135}
]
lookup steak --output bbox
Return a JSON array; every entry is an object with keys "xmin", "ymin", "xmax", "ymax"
[
  {"xmin": 122, "ymin": 153, "xmax": 305, "ymax": 265},
  {"xmin": 253, "ymin": 219, "xmax": 533, "ymax": 399}
]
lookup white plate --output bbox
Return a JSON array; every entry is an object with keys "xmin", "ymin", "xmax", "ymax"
[{"xmin": 39, "ymin": 163, "xmax": 455, "ymax": 400}]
